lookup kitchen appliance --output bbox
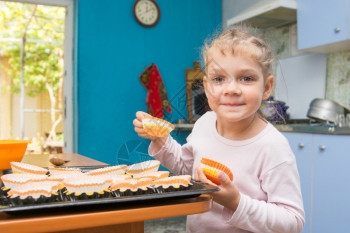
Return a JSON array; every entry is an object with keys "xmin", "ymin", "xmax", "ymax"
[{"xmin": 307, "ymin": 98, "xmax": 350, "ymax": 123}]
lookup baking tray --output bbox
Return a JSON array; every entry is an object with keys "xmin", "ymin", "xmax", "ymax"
[{"xmin": 0, "ymin": 166, "xmax": 219, "ymax": 214}]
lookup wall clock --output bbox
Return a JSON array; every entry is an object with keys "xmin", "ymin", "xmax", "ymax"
[{"xmin": 133, "ymin": 0, "xmax": 160, "ymax": 27}]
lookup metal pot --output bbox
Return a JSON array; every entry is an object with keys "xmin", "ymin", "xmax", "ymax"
[{"xmin": 307, "ymin": 98, "xmax": 346, "ymax": 123}]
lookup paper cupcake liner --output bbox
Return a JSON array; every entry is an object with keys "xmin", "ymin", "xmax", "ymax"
[
  {"xmin": 7, "ymin": 181, "xmax": 60, "ymax": 200},
  {"xmin": 142, "ymin": 117, "xmax": 175, "ymax": 137},
  {"xmin": 1, "ymin": 173, "xmax": 48, "ymax": 189},
  {"xmin": 200, "ymin": 157, "xmax": 234, "ymax": 185},
  {"xmin": 110, "ymin": 178, "xmax": 153, "ymax": 192},
  {"xmin": 132, "ymin": 171, "xmax": 170, "ymax": 180},
  {"xmin": 87, "ymin": 164, "xmax": 127, "ymax": 176},
  {"xmin": 47, "ymin": 171, "xmax": 85, "ymax": 183},
  {"xmin": 110, "ymin": 180, "xmax": 134, "ymax": 192},
  {"xmin": 87, "ymin": 174, "xmax": 132, "ymax": 187},
  {"xmin": 126, "ymin": 160, "xmax": 160, "ymax": 175},
  {"xmin": 153, "ymin": 175, "xmax": 191, "ymax": 188},
  {"xmin": 10, "ymin": 162, "xmax": 48, "ymax": 175},
  {"xmin": 48, "ymin": 167, "xmax": 83, "ymax": 176},
  {"xmin": 201, "ymin": 169, "xmax": 221, "ymax": 186},
  {"xmin": 109, "ymin": 177, "xmax": 154, "ymax": 197},
  {"xmin": 176, "ymin": 175, "xmax": 192, "ymax": 183},
  {"xmin": 63, "ymin": 175, "xmax": 111, "ymax": 194},
  {"xmin": 152, "ymin": 175, "xmax": 193, "ymax": 193}
]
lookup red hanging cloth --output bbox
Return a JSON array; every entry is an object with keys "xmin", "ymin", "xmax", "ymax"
[{"xmin": 139, "ymin": 64, "xmax": 171, "ymax": 118}]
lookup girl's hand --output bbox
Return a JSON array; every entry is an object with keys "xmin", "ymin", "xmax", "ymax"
[
  {"xmin": 133, "ymin": 111, "xmax": 168, "ymax": 149},
  {"xmin": 195, "ymin": 165, "xmax": 240, "ymax": 212},
  {"xmin": 133, "ymin": 111, "xmax": 156, "ymax": 140}
]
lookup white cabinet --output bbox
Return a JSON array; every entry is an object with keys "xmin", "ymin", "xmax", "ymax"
[
  {"xmin": 283, "ymin": 132, "xmax": 350, "ymax": 232},
  {"xmin": 297, "ymin": 0, "xmax": 350, "ymax": 53}
]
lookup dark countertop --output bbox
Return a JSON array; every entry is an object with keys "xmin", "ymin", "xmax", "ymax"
[
  {"xmin": 174, "ymin": 121, "xmax": 350, "ymax": 135},
  {"xmin": 273, "ymin": 124, "xmax": 350, "ymax": 135}
]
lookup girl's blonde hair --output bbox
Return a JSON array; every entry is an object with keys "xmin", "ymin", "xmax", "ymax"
[{"xmin": 202, "ymin": 26, "xmax": 274, "ymax": 78}]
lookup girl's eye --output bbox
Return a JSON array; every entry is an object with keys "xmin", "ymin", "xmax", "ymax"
[
  {"xmin": 212, "ymin": 76, "xmax": 225, "ymax": 84},
  {"xmin": 241, "ymin": 76, "xmax": 254, "ymax": 82}
]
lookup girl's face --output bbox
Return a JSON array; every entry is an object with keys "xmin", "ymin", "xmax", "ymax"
[{"xmin": 204, "ymin": 48, "xmax": 273, "ymax": 124}]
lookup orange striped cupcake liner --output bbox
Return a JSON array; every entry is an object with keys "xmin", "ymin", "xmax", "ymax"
[
  {"xmin": 200, "ymin": 157, "xmax": 234, "ymax": 185},
  {"xmin": 142, "ymin": 116, "xmax": 175, "ymax": 137}
]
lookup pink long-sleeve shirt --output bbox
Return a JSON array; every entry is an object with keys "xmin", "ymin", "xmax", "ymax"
[{"xmin": 149, "ymin": 111, "xmax": 305, "ymax": 233}]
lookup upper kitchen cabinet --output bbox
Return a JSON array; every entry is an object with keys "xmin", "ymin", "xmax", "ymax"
[
  {"xmin": 297, "ymin": 0, "xmax": 350, "ymax": 53},
  {"xmin": 224, "ymin": 0, "xmax": 297, "ymax": 29}
]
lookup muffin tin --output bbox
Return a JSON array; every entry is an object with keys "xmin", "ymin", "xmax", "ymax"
[{"xmin": 0, "ymin": 166, "xmax": 219, "ymax": 214}]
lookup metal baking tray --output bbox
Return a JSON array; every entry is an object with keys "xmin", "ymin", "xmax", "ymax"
[{"xmin": 0, "ymin": 166, "xmax": 219, "ymax": 214}]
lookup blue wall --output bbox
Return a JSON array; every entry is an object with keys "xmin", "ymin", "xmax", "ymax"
[{"xmin": 75, "ymin": 0, "xmax": 222, "ymax": 165}]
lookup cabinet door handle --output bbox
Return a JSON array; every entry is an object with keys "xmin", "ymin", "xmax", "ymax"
[
  {"xmin": 319, "ymin": 145, "xmax": 326, "ymax": 151},
  {"xmin": 298, "ymin": 143, "xmax": 304, "ymax": 148},
  {"xmin": 334, "ymin": 27, "xmax": 341, "ymax": 33}
]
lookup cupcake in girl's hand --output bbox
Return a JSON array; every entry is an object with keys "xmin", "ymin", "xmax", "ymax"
[
  {"xmin": 142, "ymin": 116, "xmax": 175, "ymax": 137},
  {"xmin": 200, "ymin": 157, "xmax": 234, "ymax": 185}
]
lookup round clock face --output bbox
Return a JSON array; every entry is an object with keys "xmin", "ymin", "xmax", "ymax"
[{"xmin": 133, "ymin": 0, "xmax": 160, "ymax": 27}]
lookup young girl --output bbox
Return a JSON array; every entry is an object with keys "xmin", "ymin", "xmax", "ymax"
[{"xmin": 133, "ymin": 27, "xmax": 305, "ymax": 233}]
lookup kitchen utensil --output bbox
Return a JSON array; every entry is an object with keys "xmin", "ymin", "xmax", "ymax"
[
  {"xmin": 307, "ymin": 98, "xmax": 348, "ymax": 123},
  {"xmin": 49, "ymin": 157, "xmax": 70, "ymax": 166},
  {"xmin": 0, "ymin": 140, "xmax": 31, "ymax": 170}
]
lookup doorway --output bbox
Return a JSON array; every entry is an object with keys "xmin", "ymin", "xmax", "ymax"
[{"xmin": 0, "ymin": 0, "xmax": 74, "ymax": 153}]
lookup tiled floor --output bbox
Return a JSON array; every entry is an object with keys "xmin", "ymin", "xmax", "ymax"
[{"xmin": 144, "ymin": 216, "xmax": 186, "ymax": 233}]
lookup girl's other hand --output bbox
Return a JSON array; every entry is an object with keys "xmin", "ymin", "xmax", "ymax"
[
  {"xmin": 133, "ymin": 111, "xmax": 155, "ymax": 140},
  {"xmin": 195, "ymin": 165, "xmax": 240, "ymax": 212},
  {"xmin": 133, "ymin": 111, "xmax": 168, "ymax": 150}
]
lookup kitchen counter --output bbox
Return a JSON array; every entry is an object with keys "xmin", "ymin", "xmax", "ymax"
[
  {"xmin": 174, "ymin": 123, "xmax": 350, "ymax": 135},
  {"xmin": 21, "ymin": 153, "xmax": 109, "ymax": 168},
  {"xmin": 274, "ymin": 124, "xmax": 350, "ymax": 135}
]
